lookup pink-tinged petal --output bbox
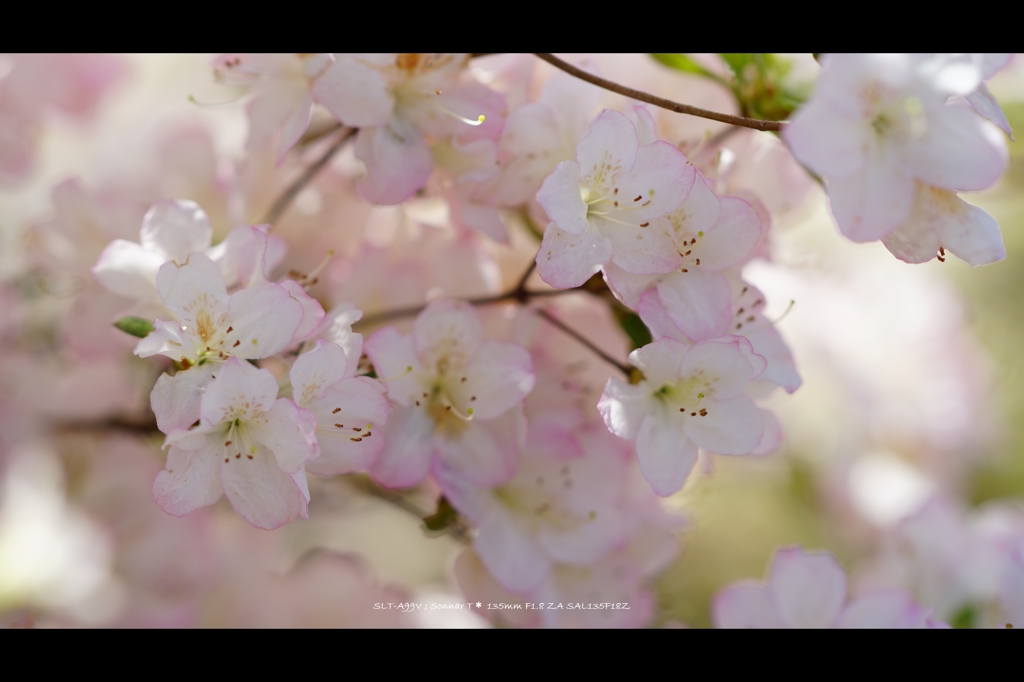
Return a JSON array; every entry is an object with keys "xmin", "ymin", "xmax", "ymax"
[
  {"xmin": 656, "ymin": 270, "xmax": 732, "ymax": 343},
  {"xmin": 743, "ymin": 325, "xmax": 802, "ymax": 394},
  {"xmin": 354, "ymin": 124, "xmax": 433, "ymax": 206},
  {"xmin": 1000, "ymin": 548, "xmax": 1024, "ymax": 628},
  {"xmin": 966, "ymin": 82, "xmax": 1013, "ymax": 139},
  {"xmin": 199, "ymin": 358, "xmax": 279, "ymax": 427},
  {"xmin": 207, "ymin": 224, "xmax": 287, "ymax": 290},
  {"xmin": 92, "ymin": 239, "xmax": 163, "ymax": 300},
  {"xmin": 602, "ymin": 216, "xmax": 683, "ymax": 275},
  {"xmin": 536, "ymin": 223, "xmax": 612, "ymax": 290},
  {"xmin": 826, "ymin": 162, "xmax": 915, "ymax": 242},
  {"xmin": 713, "ymin": 582, "xmax": 782, "ymax": 628},
  {"xmin": 602, "ymin": 262, "xmax": 658, "ymax": 310},
  {"xmin": 935, "ymin": 196, "xmax": 1005, "ymax": 267},
  {"xmin": 684, "ymin": 394, "xmax": 762, "ymax": 455},
  {"xmin": 317, "ymin": 303, "xmax": 364, "ymax": 374},
  {"xmin": 598, "ymin": 378, "xmax": 651, "ymax": 440},
  {"xmin": 149, "ymin": 363, "xmax": 218, "ymax": 434},
  {"xmin": 220, "ymin": 443, "xmax": 308, "ymax": 530},
  {"xmin": 368, "ymin": 404, "xmax": 435, "ymax": 488},
  {"xmin": 277, "ymin": 94, "xmax": 313, "ymax": 160},
  {"xmin": 613, "ymin": 141, "xmax": 695, "ymax": 222},
  {"xmin": 784, "ymin": 101, "xmax": 869, "ymax": 178},
  {"xmin": 883, "ymin": 184, "xmax": 1005, "ymax": 266},
  {"xmin": 751, "ymin": 409, "xmax": 783, "ymax": 456},
  {"xmin": 768, "ymin": 547, "xmax": 847, "ymax": 628},
  {"xmin": 291, "ymin": 340, "xmax": 349, "ymax": 406},
  {"xmin": 156, "ymin": 252, "xmax": 229, "ymax": 326},
  {"xmin": 679, "ymin": 338, "xmax": 758, "ymax": 399},
  {"xmin": 636, "ymin": 415, "xmax": 698, "ymax": 496},
  {"xmin": 448, "ymin": 340, "xmax": 534, "ymax": 420},
  {"xmin": 139, "ymin": 200, "xmax": 213, "ymax": 264},
  {"xmin": 279, "ymin": 279, "xmax": 326, "ymax": 343},
  {"xmin": 577, "ymin": 110, "xmax": 638, "ymax": 195},
  {"xmin": 433, "ymin": 459, "xmax": 496, "ymax": 524},
  {"xmin": 226, "ymin": 283, "xmax": 305, "ymax": 359},
  {"xmin": 364, "ymin": 326, "xmax": 419, "ymax": 407},
  {"xmin": 696, "ymin": 197, "xmax": 762, "ymax": 270},
  {"xmin": 536, "ymin": 160, "xmax": 588, "ymax": 235},
  {"xmin": 636, "ymin": 290, "xmax": 689, "ymax": 344},
  {"xmin": 246, "ymin": 78, "xmax": 310, "ymax": 153},
  {"xmin": 631, "ymin": 106, "xmax": 659, "ymax": 146},
  {"xmin": 475, "ymin": 507, "xmax": 551, "ymax": 592},
  {"xmin": 306, "ymin": 377, "xmax": 391, "ymax": 476},
  {"xmin": 667, "ymin": 171, "xmax": 721, "ymax": 242},
  {"xmin": 433, "ymin": 83, "xmax": 507, "ymax": 143},
  {"xmin": 629, "ymin": 336, "xmax": 690, "ymax": 385},
  {"xmin": 538, "ymin": 507, "xmax": 621, "ymax": 566},
  {"xmin": 908, "ymin": 104, "xmax": 1007, "ymax": 191},
  {"xmin": 312, "ymin": 55, "xmax": 396, "ymax": 127},
  {"xmin": 413, "ymin": 299, "xmax": 482, "ymax": 370},
  {"xmin": 837, "ymin": 589, "xmax": 931, "ymax": 628},
  {"xmin": 251, "ymin": 399, "xmax": 319, "ymax": 474},
  {"xmin": 433, "ymin": 416, "xmax": 518, "ymax": 487},
  {"xmin": 153, "ymin": 443, "xmax": 223, "ymax": 517},
  {"xmin": 134, "ymin": 320, "xmax": 186, "ymax": 359}
]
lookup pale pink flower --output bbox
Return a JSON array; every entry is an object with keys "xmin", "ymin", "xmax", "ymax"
[
  {"xmin": 313, "ymin": 53, "xmax": 505, "ymax": 205},
  {"xmin": 535, "ymin": 109, "xmax": 695, "ymax": 289},
  {"xmin": 213, "ymin": 53, "xmax": 334, "ymax": 160},
  {"xmin": 637, "ymin": 278, "xmax": 802, "ymax": 395},
  {"xmin": 364, "ymin": 299, "xmax": 534, "ymax": 488},
  {"xmin": 714, "ymin": 546, "xmax": 948, "ymax": 628},
  {"xmin": 289, "ymin": 339, "xmax": 390, "ymax": 476},
  {"xmin": 604, "ymin": 173, "xmax": 764, "ymax": 344},
  {"xmin": 436, "ymin": 424, "xmax": 629, "ymax": 593},
  {"xmin": 785, "ymin": 54, "xmax": 1007, "ymax": 252},
  {"xmin": 155, "ymin": 357, "xmax": 318, "ymax": 530},
  {"xmin": 135, "ymin": 252, "xmax": 314, "ymax": 433},
  {"xmin": 963, "ymin": 54, "xmax": 1013, "ymax": 139},
  {"xmin": 598, "ymin": 336, "xmax": 769, "ymax": 495}
]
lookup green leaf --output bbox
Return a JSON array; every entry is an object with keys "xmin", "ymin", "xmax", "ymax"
[
  {"xmin": 651, "ymin": 54, "xmax": 725, "ymax": 84},
  {"xmin": 113, "ymin": 316, "xmax": 154, "ymax": 338},
  {"xmin": 423, "ymin": 496, "xmax": 458, "ymax": 532},
  {"xmin": 719, "ymin": 53, "xmax": 754, "ymax": 77},
  {"xmin": 949, "ymin": 604, "xmax": 977, "ymax": 629},
  {"xmin": 617, "ymin": 311, "xmax": 652, "ymax": 351}
]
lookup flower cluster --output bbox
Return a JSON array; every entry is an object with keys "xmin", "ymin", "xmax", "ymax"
[{"xmin": 0, "ymin": 52, "xmax": 1018, "ymax": 628}]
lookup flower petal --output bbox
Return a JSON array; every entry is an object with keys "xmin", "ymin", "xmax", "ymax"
[
  {"xmin": 448, "ymin": 340, "xmax": 534, "ymax": 420},
  {"xmin": 368, "ymin": 404, "xmax": 435, "ymax": 488},
  {"xmin": 226, "ymin": 282, "xmax": 305, "ymax": 359},
  {"xmin": 153, "ymin": 442, "xmax": 223, "ymax": 517},
  {"xmin": 475, "ymin": 507, "xmax": 551, "ymax": 593},
  {"xmin": 220, "ymin": 443, "xmax": 308, "ymax": 530},
  {"xmin": 139, "ymin": 200, "xmax": 213, "ymax": 264},
  {"xmin": 683, "ymin": 394, "xmax": 762, "ymax": 456},
  {"xmin": 536, "ymin": 160, "xmax": 588, "ymax": 235},
  {"xmin": 92, "ymin": 240, "xmax": 163, "ymax": 301},
  {"xmin": 251, "ymin": 399, "xmax": 319, "ymax": 474},
  {"xmin": 636, "ymin": 414, "xmax": 698, "ymax": 496},
  {"xmin": 536, "ymin": 223, "xmax": 612, "ymax": 290},
  {"xmin": 355, "ymin": 123, "xmax": 434, "ymax": 206},
  {"xmin": 768, "ymin": 547, "xmax": 847, "ymax": 628},
  {"xmin": 306, "ymin": 377, "xmax": 391, "ymax": 476},
  {"xmin": 713, "ymin": 582, "xmax": 782, "ymax": 628},
  {"xmin": 655, "ymin": 270, "xmax": 732, "ymax": 343},
  {"xmin": 149, "ymin": 362, "xmax": 218, "ymax": 434},
  {"xmin": 199, "ymin": 358, "xmax": 279, "ymax": 427}
]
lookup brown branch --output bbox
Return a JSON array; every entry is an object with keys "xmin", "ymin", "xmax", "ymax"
[
  {"xmin": 533, "ymin": 308, "xmax": 632, "ymax": 377},
  {"xmin": 262, "ymin": 126, "xmax": 357, "ymax": 226},
  {"xmin": 534, "ymin": 53, "xmax": 786, "ymax": 133}
]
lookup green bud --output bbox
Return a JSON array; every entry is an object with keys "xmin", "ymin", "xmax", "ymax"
[{"xmin": 113, "ymin": 316, "xmax": 155, "ymax": 338}]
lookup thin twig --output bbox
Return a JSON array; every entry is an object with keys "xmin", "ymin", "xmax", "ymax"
[
  {"xmin": 534, "ymin": 53, "xmax": 786, "ymax": 133},
  {"xmin": 534, "ymin": 308, "xmax": 632, "ymax": 377},
  {"xmin": 262, "ymin": 126, "xmax": 356, "ymax": 226},
  {"xmin": 347, "ymin": 476, "xmax": 470, "ymax": 544}
]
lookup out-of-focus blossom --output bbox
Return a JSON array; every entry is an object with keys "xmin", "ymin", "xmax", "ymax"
[
  {"xmin": 714, "ymin": 546, "xmax": 948, "ymax": 628},
  {"xmin": 785, "ymin": 53, "xmax": 1007, "ymax": 265}
]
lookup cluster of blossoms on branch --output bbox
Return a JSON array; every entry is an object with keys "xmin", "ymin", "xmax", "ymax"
[{"xmin": 1, "ymin": 52, "xmax": 1018, "ymax": 627}]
